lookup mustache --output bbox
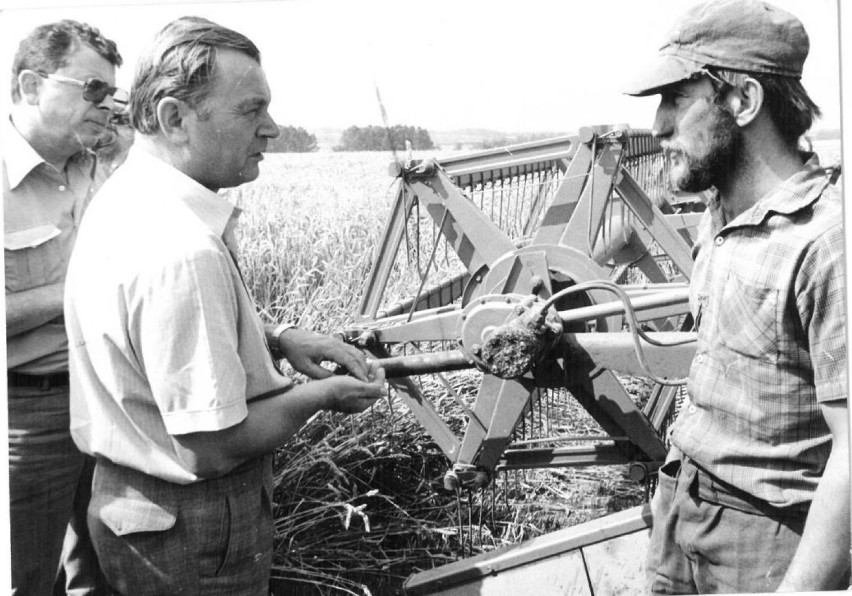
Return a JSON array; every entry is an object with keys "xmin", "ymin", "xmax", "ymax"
[{"xmin": 660, "ymin": 141, "xmax": 683, "ymax": 157}]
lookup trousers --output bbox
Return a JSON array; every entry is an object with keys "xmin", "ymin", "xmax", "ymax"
[
  {"xmin": 8, "ymin": 384, "xmax": 96, "ymax": 596},
  {"xmin": 88, "ymin": 455, "xmax": 274, "ymax": 595},
  {"xmin": 645, "ymin": 449, "xmax": 808, "ymax": 594}
]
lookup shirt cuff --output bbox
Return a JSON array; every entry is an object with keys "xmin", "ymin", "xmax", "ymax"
[{"xmin": 161, "ymin": 399, "xmax": 248, "ymax": 435}]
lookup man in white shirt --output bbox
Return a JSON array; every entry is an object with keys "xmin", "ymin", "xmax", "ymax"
[{"xmin": 65, "ymin": 16, "xmax": 385, "ymax": 594}]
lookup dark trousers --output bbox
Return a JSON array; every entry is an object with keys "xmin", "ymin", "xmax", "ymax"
[
  {"xmin": 8, "ymin": 385, "xmax": 85, "ymax": 596},
  {"xmin": 55, "ymin": 455, "xmax": 113, "ymax": 596},
  {"xmin": 88, "ymin": 456, "xmax": 274, "ymax": 596},
  {"xmin": 646, "ymin": 450, "xmax": 808, "ymax": 594}
]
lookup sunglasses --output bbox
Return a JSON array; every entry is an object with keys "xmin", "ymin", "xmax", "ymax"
[{"xmin": 37, "ymin": 72, "xmax": 129, "ymax": 108}]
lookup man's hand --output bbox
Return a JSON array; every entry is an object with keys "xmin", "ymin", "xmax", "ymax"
[
  {"xmin": 273, "ymin": 326, "xmax": 370, "ymax": 380},
  {"xmin": 323, "ymin": 360, "xmax": 386, "ymax": 414}
]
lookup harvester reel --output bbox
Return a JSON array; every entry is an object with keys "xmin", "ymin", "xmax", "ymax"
[{"xmin": 348, "ymin": 126, "xmax": 698, "ymax": 499}]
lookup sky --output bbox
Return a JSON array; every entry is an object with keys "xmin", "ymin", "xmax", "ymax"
[{"xmin": 0, "ymin": 0, "xmax": 844, "ymax": 135}]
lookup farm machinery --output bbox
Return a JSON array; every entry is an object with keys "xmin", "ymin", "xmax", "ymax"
[{"xmin": 341, "ymin": 125, "xmax": 704, "ymax": 594}]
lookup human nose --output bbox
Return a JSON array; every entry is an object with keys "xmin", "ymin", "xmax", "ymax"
[
  {"xmin": 97, "ymin": 91, "xmax": 128, "ymax": 114},
  {"xmin": 652, "ymin": 101, "xmax": 673, "ymax": 140},
  {"xmin": 259, "ymin": 110, "xmax": 279, "ymax": 139}
]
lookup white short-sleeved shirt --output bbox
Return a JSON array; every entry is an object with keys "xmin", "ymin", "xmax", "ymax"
[{"xmin": 65, "ymin": 146, "xmax": 290, "ymax": 484}]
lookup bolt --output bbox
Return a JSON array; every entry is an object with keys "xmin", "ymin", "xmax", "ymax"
[
  {"xmin": 515, "ymin": 306, "xmax": 525, "ymax": 315},
  {"xmin": 471, "ymin": 344, "xmax": 482, "ymax": 357}
]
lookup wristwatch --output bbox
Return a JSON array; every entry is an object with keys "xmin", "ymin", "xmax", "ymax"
[{"xmin": 269, "ymin": 323, "xmax": 297, "ymax": 358}]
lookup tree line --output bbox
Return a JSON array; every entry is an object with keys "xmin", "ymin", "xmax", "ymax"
[
  {"xmin": 332, "ymin": 125, "xmax": 434, "ymax": 152},
  {"xmin": 98, "ymin": 119, "xmax": 437, "ymax": 154},
  {"xmin": 268, "ymin": 124, "xmax": 436, "ymax": 153}
]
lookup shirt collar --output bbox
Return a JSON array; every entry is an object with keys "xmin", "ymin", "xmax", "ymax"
[
  {"xmin": 2, "ymin": 115, "xmax": 97, "ymax": 190},
  {"xmin": 707, "ymin": 153, "xmax": 829, "ymax": 230},
  {"xmin": 125, "ymin": 144, "xmax": 240, "ymax": 238},
  {"xmin": 2, "ymin": 116, "xmax": 49, "ymax": 190}
]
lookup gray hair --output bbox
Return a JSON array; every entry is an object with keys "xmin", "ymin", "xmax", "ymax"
[{"xmin": 129, "ymin": 16, "xmax": 261, "ymax": 134}]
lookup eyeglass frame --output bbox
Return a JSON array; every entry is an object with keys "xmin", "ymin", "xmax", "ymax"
[{"xmin": 35, "ymin": 71, "xmax": 129, "ymax": 108}]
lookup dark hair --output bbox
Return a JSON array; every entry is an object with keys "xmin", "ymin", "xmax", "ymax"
[
  {"xmin": 10, "ymin": 19, "xmax": 122, "ymax": 103},
  {"xmin": 129, "ymin": 16, "xmax": 261, "ymax": 134},
  {"xmin": 705, "ymin": 67, "xmax": 822, "ymax": 148}
]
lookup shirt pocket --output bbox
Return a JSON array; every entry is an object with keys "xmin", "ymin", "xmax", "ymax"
[
  {"xmin": 5, "ymin": 223, "xmax": 64, "ymax": 292},
  {"xmin": 717, "ymin": 273, "xmax": 779, "ymax": 362}
]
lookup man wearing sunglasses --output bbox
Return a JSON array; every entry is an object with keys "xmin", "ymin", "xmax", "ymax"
[{"xmin": 4, "ymin": 19, "xmax": 125, "ymax": 595}]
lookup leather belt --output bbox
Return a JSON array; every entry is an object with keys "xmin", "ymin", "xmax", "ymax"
[{"xmin": 7, "ymin": 371, "xmax": 70, "ymax": 390}]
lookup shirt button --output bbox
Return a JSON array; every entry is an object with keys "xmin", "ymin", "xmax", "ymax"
[
  {"xmin": 714, "ymin": 236, "xmax": 724, "ymax": 246},
  {"xmin": 696, "ymin": 354, "xmax": 704, "ymax": 363},
  {"xmin": 58, "ymin": 185, "xmax": 66, "ymax": 191},
  {"xmin": 689, "ymin": 405, "xmax": 697, "ymax": 414}
]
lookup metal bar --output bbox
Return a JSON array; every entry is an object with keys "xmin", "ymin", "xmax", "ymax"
[
  {"xmin": 477, "ymin": 377, "xmax": 537, "ymax": 470},
  {"xmin": 440, "ymin": 136, "xmax": 577, "ymax": 179},
  {"xmin": 498, "ymin": 444, "xmax": 631, "ymax": 470},
  {"xmin": 561, "ymin": 332, "xmax": 697, "ymax": 379},
  {"xmin": 558, "ymin": 287, "xmax": 691, "ymax": 325},
  {"xmin": 564, "ymin": 365, "xmax": 668, "ymax": 462},
  {"xmin": 363, "ymin": 307, "xmax": 462, "ymax": 344},
  {"xmin": 376, "ymin": 272, "xmax": 469, "ymax": 319},
  {"xmin": 615, "ymin": 166, "xmax": 695, "ymax": 280},
  {"xmin": 407, "ymin": 169, "xmax": 516, "ymax": 274},
  {"xmin": 510, "ymin": 435, "xmax": 628, "ymax": 446},
  {"xmin": 357, "ymin": 183, "xmax": 416, "ymax": 320},
  {"xmin": 559, "ymin": 140, "xmax": 619, "ymax": 254},
  {"xmin": 373, "ymin": 331, "xmax": 695, "ymax": 383},
  {"xmin": 380, "ymin": 350, "xmax": 471, "ymax": 378},
  {"xmin": 532, "ymin": 132, "xmax": 594, "ymax": 246},
  {"xmin": 404, "ymin": 505, "xmax": 653, "ymax": 595},
  {"xmin": 455, "ymin": 375, "xmax": 535, "ymax": 468},
  {"xmin": 647, "ymin": 384, "xmax": 682, "ymax": 431},
  {"xmin": 370, "ymin": 346, "xmax": 461, "ymax": 461}
]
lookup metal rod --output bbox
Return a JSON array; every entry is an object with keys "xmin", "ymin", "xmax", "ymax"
[
  {"xmin": 379, "ymin": 350, "xmax": 471, "ymax": 378},
  {"xmin": 559, "ymin": 287, "xmax": 690, "ymax": 324},
  {"xmin": 510, "ymin": 435, "xmax": 629, "ymax": 446}
]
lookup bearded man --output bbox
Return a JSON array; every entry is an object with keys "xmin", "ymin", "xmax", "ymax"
[{"xmin": 625, "ymin": 1, "xmax": 848, "ymax": 593}]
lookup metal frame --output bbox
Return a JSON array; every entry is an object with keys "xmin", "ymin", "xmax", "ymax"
[{"xmin": 345, "ymin": 126, "xmax": 701, "ymax": 485}]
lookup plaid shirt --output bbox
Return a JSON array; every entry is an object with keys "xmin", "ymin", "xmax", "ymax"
[{"xmin": 672, "ymin": 153, "xmax": 846, "ymax": 508}]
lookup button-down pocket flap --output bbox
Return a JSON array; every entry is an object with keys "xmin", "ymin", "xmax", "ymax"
[
  {"xmin": 96, "ymin": 494, "xmax": 178, "ymax": 536},
  {"xmin": 5, "ymin": 223, "xmax": 61, "ymax": 250}
]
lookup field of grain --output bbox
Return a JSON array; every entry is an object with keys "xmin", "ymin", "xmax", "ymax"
[{"xmin": 225, "ymin": 138, "xmax": 842, "ymax": 595}]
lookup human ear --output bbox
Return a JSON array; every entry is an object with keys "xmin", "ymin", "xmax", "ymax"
[
  {"xmin": 156, "ymin": 97, "xmax": 190, "ymax": 143},
  {"xmin": 728, "ymin": 77, "xmax": 763, "ymax": 127},
  {"xmin": 17, "ymin": 70, "xmax": 42, "ymax": 105}
]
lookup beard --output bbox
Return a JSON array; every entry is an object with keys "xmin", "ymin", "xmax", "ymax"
[{"xmin": 664, "ymin": 102, "xmax": 742, "ymax": 193}]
